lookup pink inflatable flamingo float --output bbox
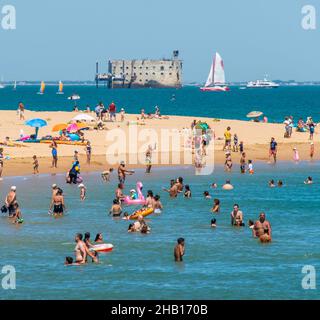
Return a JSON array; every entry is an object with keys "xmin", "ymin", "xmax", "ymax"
[{"xmin": 123, "ymin": 181, "xmax": 146, "ymax": 205}]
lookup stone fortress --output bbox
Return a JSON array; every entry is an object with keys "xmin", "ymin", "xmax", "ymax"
[{"xmin": 96, "ymin": 51, "xmax": 182, "ymax": 88}]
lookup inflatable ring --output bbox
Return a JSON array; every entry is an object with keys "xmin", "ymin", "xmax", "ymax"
[{"xmin": 89, "ymin": 243, "xmax": 113, "ymax": 253}]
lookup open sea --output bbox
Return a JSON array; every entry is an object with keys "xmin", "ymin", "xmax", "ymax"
[
  {"xmin": 0, "ymin": 85, "xmax": 320, "ymax": 122},
  {"xmin": 0, "ymin": 163, "xmax": 319, "ymax": 300}
]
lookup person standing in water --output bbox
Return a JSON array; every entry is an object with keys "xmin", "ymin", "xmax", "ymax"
[
  {"xmin": 117, "ymin": 161, "xmax": 134, "ymax": 184},
  {"xmin": 78, "ymin": 183, "xmax": 86, "ymax": 201},
  {"xmin": 174, "ymin": 238, "xmax": 185, "ymax": 262},
  {"xmin": 5, "ymin": 186, "xmax": 17, "ymax": 217},
  {"xmin": 49, "ymin": 188, "xmax": 65, "ymax": 216},
  {"xmin": 231, "ymin": 204, "xmax": 244, "ymax": 227},
  {"xmin": 50, "ymin": 140, "xmax": 58, "ymax": 168},
  {"xmin": 254, "ymin": 212, "xmax": 272, "ymax": 241},
  {"xmin": 240, "ymin": 152, "xmax": 246, "ymax": 173}
]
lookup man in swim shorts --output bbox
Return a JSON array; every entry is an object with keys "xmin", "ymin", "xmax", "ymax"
[
  {"xmin": 254, "ymin": 212, "xmax": 272, "ymax": 240},
  {"xmin": 269, "ymin": 137, "xmax": 278, "ymax": 163},
  {"xmin": 5, "ymin": 186, "xmax": 17, "ymax": 217},
  {"xmin": 117, "ymin": 161, "xmax": 134, "ymax": 184},
  {"xmin": 231, "ymin": 204, "xmax": 244, "ymax": 226}
]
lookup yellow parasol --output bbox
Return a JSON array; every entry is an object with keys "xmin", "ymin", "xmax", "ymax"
[{"xmin": 52, "ymin": 123, "xmax": 68, "ymax": 132}]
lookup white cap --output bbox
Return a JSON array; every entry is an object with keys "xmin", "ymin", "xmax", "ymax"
[
  {"xmin": 130, "ymin": 189, "xmax": 136, "ymax": 193},
  {"xmin": 78, "ymin": 183, "xmax": 85, "ymax": 188},
  {"xmin": 11, "ymin": 186, "xmax": 16, "ymax": 191},
  {"xmin": 52, "ymin": 184, "xmax": 57, "ymax": 188}
]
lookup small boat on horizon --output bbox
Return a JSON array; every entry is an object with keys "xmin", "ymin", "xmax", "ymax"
[
  {"xmin": 56, "ymin": 81, "xmax": 64, "ymax": 95},
  {"xmin": 200, "ymin": 52, "xmax": 230, "ymax": 92},
  {"xmin": 0, "ymin": 76, "xmax": 5, "ymax": 89},
  {"xmin": 246, "ymin": 76, "xmax": 279, "ymax": 88},
  {"xmin": 68, "ymin": 93, "xmax": 80, "ymax": 100},
  {"xmin": 13, "ymin": 80, "xmax": 17, "ymax": 90},
  {"xmin": 37, "ymin": 81, "xmax": 46, "ymax": 94}
]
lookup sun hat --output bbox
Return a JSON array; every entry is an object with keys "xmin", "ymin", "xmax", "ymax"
[
  {"xmin": 11, "ymin": 186, "xmax": 17, "ymax": 191},
  {"xmin": 78, "ymin": 183, "xmax": 85, "ymax": 188},
  {"xmin": 130, "ymin": 189, "xmax": 135, "ymax": 193}
]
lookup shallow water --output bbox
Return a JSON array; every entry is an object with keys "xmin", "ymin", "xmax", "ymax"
[
  {"xmin": 0, "ymin": 162, "xmax": 319, "ymax": 300},
  {"xmin": 1, "ymin": 85, "xmax": 320, "ymax": 123}
]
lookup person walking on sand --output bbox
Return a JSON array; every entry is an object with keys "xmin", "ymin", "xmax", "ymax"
[
  {"xmin": 32, "ymin": 155, "xmax": 39, "ymax": 174},
  {"xmin": 50, "ymin": 140, "xmax": 58, "ymax": 168},
  {"xmin": 269, "ymin": 137, "xmax": 277, "ymax": 163},
  {"xmin": 174, "ymin": 238, "xmax": 185, "ymax": 262},
  {"xmin": 145, "ymin": 143, "xmax": 156, "ymax": 174},
  {"xmin": 310, "ymin": 142, "xmax": 314, "ymax": 160},
  {"xmin": 223, "ymin": 127, "xmax": 232, "ymax": 151},
  {"xmin": 109, "ymin": 101, "xmax": 116, "ymax": 121},
  {"xmin": 17, "ymin": 102, "xmax": 25, "ymax": 121},
  {"xmin": 233, "ymin": 133, "xmax": 239, "ymax": 152},
  {"xmin": 293, "ymin": 147, "xmax": 299, "ymax": 163},
  {"xmin": 85, "ymin": 141, "xmax": 91, "ymax": 165}
]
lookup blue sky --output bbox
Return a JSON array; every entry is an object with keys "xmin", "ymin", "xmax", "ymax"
[{"xmin": 0, "ymin": 0, "xmax": 319, "ymax": 82}]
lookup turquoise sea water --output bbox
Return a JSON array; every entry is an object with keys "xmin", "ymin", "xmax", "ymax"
[
  {"xmin": 0, "ymin": 162, "xmax": 319, "ymax": 300},
  {"xmin": 0, "ymin": 85, "xmax": 320, "ymax": 122}
]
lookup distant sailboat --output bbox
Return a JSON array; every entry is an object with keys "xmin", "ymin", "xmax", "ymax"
[
  {"xmin": 13, "ymin": 80, "xmax": 17, "ymax": 90},
  {"xmin": 37, "ymin": 81, "xmax": 46, "ymax": 94},
  {"xmin": 0, "ymin": 76, "xmax": 5, "ymax": 89},
  {"xmin": 56, "ymin": 81, "xmax": 64, "ymax": 94},
  {"xmin": 200, "ymin": 52, "xmax": 230, "ymax": 92}
]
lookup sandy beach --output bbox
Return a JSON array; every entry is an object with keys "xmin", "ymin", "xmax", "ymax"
[{"xmin": 0, "ymin": 110, "xmax": 317, "ymax": 177}]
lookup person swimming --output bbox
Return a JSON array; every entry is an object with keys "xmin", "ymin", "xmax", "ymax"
[
  {"xmin": 222, "ymin": 180, "xmax": 233, "ymax": 190},
  {"xmin": 277, "ymin": 180, "xmax": 283, "ymax": 187},
  {"xmin": 203, "ymin": 191, "xmax": 211, "ymax": 199},
  {"xmin": 268, "ymin": 179, "xmax": 276, "ymax": 187},
  {"xmin": 174, "ymin": 238, "xmax": 185, "ymax": 262},
  {"xmin": 211, "ymin": 218, "xmax": 217, "ymax": 228},
  {"xmin": 184, "ymin": 185, "xmax": 192, "ymax": 198},
  {"xmin": 94, "ymin": 233, "xmax": 103, "ymax": 243},
  {"xmin": 154, "ymin": 195, "xmax": 163, "ymax": 214},
  {"xmin": 109, "ymin": 199, "xmax": 122, "ymax": 217},
  {"xmin": 211, "ymin": 199, "xmax": 220, "ymax": 213},
  {"xmin": 129, "ymin": 189, "xmax": 138, "ymax": 200},
  {"xmin": 304, "ymin": 176, "xmax": 313, "ymax": 184}
]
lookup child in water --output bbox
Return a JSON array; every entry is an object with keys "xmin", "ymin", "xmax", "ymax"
[
  {"xmin": 154, "ymin": 195, "xmax": 163, "ymax": 214},
  {"xmin": 129, "ymin": 189, "xmax": 138, "ymax": 200},
  {"xmin": 12, "ymin": 203, "xmax": 23, "ymax": 224},
  {"xmin": 101, "ymin": 168, "xmax": 114, "ymax": 182},
  {"xmin": 211, "ymin": 218, "xmax": 217, "ymax": 228},
  {"xmin": 184, "ymin": 185, "xmax": 192, "ymax": 198},
  {"xmin": 304, "ymin": 176, "xmax": 313, "ymax": 184},
  {"xmin": 248, "ymin": 160, "xmax": 254, "ymax": 174},
  {"xmin": 78, "ymin": 183, "xmax": 86, "ymax": 201}
]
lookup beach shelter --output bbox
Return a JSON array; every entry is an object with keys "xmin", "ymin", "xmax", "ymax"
[
  {"xmin": 25, "ymin": 118, "xmax": 47, "ymax": 139},
  {"xmin": 195, "ymin": 121, "xmax": 209, "ymax": 130},
  {"xmin": 66, "ymin": 123, "xmax": 88, "ymax": 132},
  {"xmin": 52, "ymin": 123, "xmax": 68, "ymax": 132},
  {"xmin": 72, "ymin": 113, "xmax": 95, "ymax": 122},
  {"xmin": 246, "ymin": 111, "xmax": 263, "ymax": 118}
]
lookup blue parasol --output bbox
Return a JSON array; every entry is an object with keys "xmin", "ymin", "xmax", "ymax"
[{"xmin": 25, "ymin": 118, "xmax": 48, "ymax": 139}]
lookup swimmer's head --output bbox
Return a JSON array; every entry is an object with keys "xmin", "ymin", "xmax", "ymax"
[
  {"xmin": 94, "ymin": 233, "xmax": 102, "ymax": 242},
  {"xmin": 154, "ymin": 195, "xmax": 160, "ymax": 201},
  {"xmin": 211, "ymin": 218, "xmax": 217, "ymax": 225},
  {"xmin": 128, "ymin": 223, "xmax": 134, "ymax": 231},
  {"xmin": 84, "ymin": 232, "xmax": 90, "ymax": 240},
  {"xmin": 248, "ymin": 219, "xmax": 254, "ymax": 227},
  {"xmin": 177, "ymin": 237, "xmax": 185, "ymax": 245},
  {"xmin": 120, "ymin": 161, "xmax": 125, "ymax": 166},
  {"xmin": 65, "ymin": 256, "xmax": 73, "ymax": 265},
  {"xmin": 130, "ymin": 189, "xmax": 136, "ymax": 194},
  {"xmin": 10, "ymin": 186, "xmax": 17, "ymax": 192},
  {"xmin": 109, "ymin": 168, "xmax": 114, "ymax": 172},
  {"xmin": 178, "ymin": 177, "xmax": 183, "ymax": 183},
  {"xmin": 75, "ymin": 233, "xmax": 83, "ymax": 242},
  {"xmin": 118, "ymin": 183, "xmax": 124, "ymax": 189},
  {"xmin": 113, "ymin": 199, "xmax": 119, "ymax": 204},
  {"xmin": 226, "ymin": 180, "xmax": 231, "ymax": 184},
  {"xmin": 147, "ymin": 190, "xmax": 153, "ymax": 197},
  {"xmin": 214, "ymin": 198, "xmax": 220, "ymax": 205},
  {"xmin": 52, "ymin": 184, "xmax": 57, "ymax": 189},
  {"xmin": 78, "ymin": 183, "xmax": 85, "ymax": 189},
  {"xmin": 233, "ymin": 204, "xmax": 239, "ymax": 211},
  {"xmin": 203, "ymin": 191, "xmax": 209, "ymax": 197},
  {"xmin": 137, "ymin": 215, "xmax": 143, "ymax": 221}
]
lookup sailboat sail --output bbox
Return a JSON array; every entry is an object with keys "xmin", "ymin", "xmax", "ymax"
[
  {"xmin": 205, "ymin": 60, "xmax": 214, "ymax": 87},
  {"xmin": 57, "ymin": 81, "xmax": 64, "ymax": 94},
  {"xmin": 213, "ymin": 52, "xmax": 225, "ymax": 85},
  {"xmin": 40, "ymin": 81, "xmax": 45, "ymax": 94},
  {"xmin": 13, "ymin": 80, "xmax": 17, "ymax": 90}
]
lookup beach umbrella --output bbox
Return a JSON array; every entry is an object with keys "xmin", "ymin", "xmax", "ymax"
[
  {"xmin": 52, "ymin": 123, "xmax": 68, "ymax": 132},
  {"xmin": 246, "ymin": 111, "xmax": 263, "ymax": 118},
  {"xmin": 72, "ymin": 113, "xmax": 95, "ymax": 122},
  {"xmin": 25, "ymin": 118, "xmax": 48, "ymax": 139},
  {"xmin": 67, "ymin": 123, "xmax": 80, "ymax": 132}
]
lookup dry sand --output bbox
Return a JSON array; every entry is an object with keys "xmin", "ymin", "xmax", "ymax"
[{"xmin": 0, "ymin": 110, "xmax": 317, "ymax": 177}]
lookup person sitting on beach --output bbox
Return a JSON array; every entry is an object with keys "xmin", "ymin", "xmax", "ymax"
[
  {"xmin": 101, "ymin": 168, "xmax": 113, "ymax": 182},
  {"xmin": 94, "ymin": 233, "xmax": 103, "ymax": 243},
  {"xmin": 254, "ymin": 212, "xmax": 272, "ymax": 240},
  {"xmin": 109, "ymin": 199, "xmax": 122, "ymax": 217},
  {"xmin": 78, "ymin": 183, "xmax": 86, "ymax": 201},
  {"xmin": 277, "ymin": 180, "xmax": 283, "ymax": 187},
  {"xmin": 117, "ymin": 161, "xmax": 134, "ymax": 184},
  {"xmin": 211, "ymin": 218, "xmax": 217, "ymax": 228},
  {"xmin": 184, "ymin": 185, "xmax": 192, "ymax": 198},
  {"xmin": 49, "ymin": 188, "xmax": 65, "ymax": 216},
  {"xmin": 222, "ymin": 180, "xmax": 233, "ymax": 190},
  {"xmin": 153, "ymin": 195, "xmax": 163, "ymax": 214},
  {"xmin": 231, "ymin": 204, "xmax": 244, "ymax": 227},
  {"xmin": 211, "ymin": 199, "xmax": 220, "ymax": 213},
  {"xmin": 5, "ymin": 186, "xmax": 17, "ymax": 217},
  {"xmin": 304, "ymin": 176, "xmax": 313, "ymax": 184},
  {"xmin": 174, "ymin": 238, "xmax": 185, "ymax": 262}
]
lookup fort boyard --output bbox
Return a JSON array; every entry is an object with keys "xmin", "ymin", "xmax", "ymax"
[{"xmin": 95, "ymin": 50, "xmax": 182, "ymax": 89}]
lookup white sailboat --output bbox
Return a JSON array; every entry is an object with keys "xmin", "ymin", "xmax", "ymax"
[
  {"xmin": 200, "ymin": 52, "xmax": 230, "ymax": 92},
  {"xmin": 13, "ymin": 80, "xmax": 17, "ymax": 90},
  {"xmin": 0, "ymin": 76, "xmax": 5, "ymax": 89},
  {"xmin": 56, "ymin": 80, "xmax": 64, "ymax": 94},
  {"xmin": 37, "ymin": 81, "xmax": 46, "ymax": 95}
]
